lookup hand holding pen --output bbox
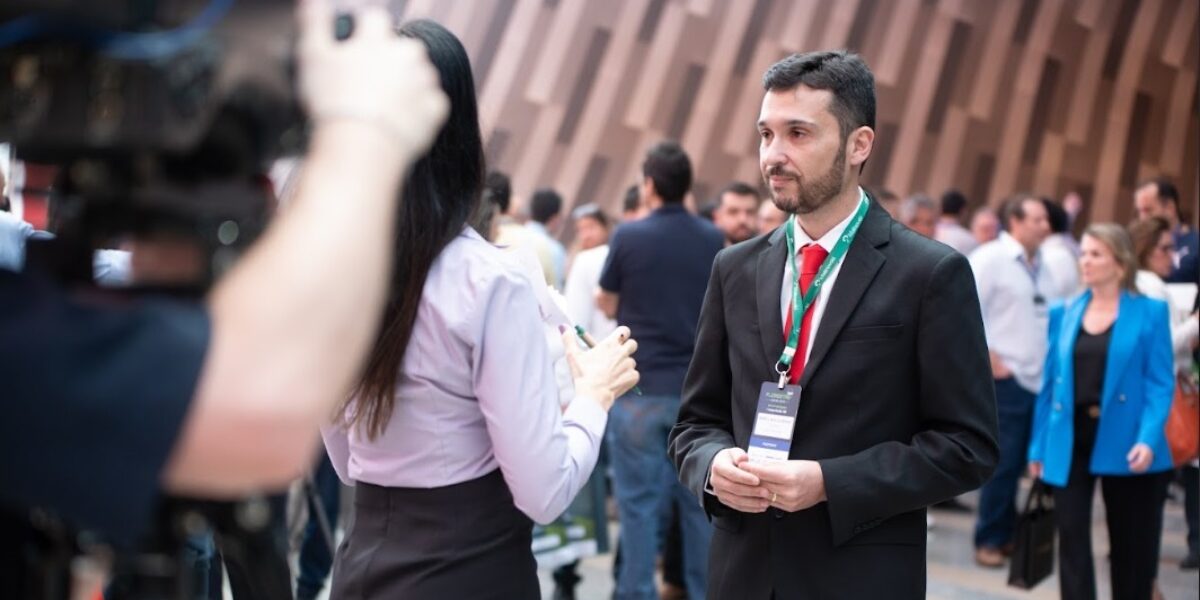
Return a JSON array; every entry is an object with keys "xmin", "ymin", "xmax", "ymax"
[
  {"xmin": 575, "ymin": 325, "xmax": 643, "ymax": 396},
  {"xmin": 560, "ymin": 325, "xmax": 642, "ymax": 410}
]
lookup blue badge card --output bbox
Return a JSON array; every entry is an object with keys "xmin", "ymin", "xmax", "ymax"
[{"xmin": 747, "ymin": 382, "xmax": 801, "ymax": 462}]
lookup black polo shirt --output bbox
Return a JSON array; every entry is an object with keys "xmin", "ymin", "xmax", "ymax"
[
  {"xmin": 599, "ymin": 204, "xmax": 724, "ymax": 396},
  {"xmin": 0, "ymin": 269, "xmax": 209, "ymax": 548}
]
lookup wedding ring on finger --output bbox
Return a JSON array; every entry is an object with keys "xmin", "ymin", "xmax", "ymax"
[{"xmin": 771, "ymin": 491, "xmax": 778, "ymax": 503}]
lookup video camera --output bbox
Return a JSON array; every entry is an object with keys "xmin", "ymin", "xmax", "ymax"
[
  {"xmin": 0, "ymin": 0, "xmax": 305, "ymax": 288},
  {"xmin": 1, "ymin": 2, "xmax": 306, "ymax": 598}
]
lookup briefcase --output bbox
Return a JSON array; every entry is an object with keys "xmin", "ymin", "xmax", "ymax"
[{"xmin": 1007, "ymin": 481, "xmax": 1056, "ymax": 589}]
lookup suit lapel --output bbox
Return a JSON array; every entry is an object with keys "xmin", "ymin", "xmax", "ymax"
[
  {"xmin": 800, "ymin": 203, "xmax": 890, "ymax": 387},
  {"xmin": 756, "ymin": 226, "xmax": 788, "ymax": 372},
  {"xmin": 1100, "ymin": 292, "xmax": 1137, "ymax": 406}
]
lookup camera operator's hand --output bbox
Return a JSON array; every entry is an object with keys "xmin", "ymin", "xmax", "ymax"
[
  {"xmin": 561, "ymin": 326, "xmax": 640, "ymax": 411},
  {"xmin": 167, "ymin": 3, "xmax": 448, "ymax": 498},
  {"xmin": 298, "ymin": 2, "xmax": 448, "ymax": 165}
]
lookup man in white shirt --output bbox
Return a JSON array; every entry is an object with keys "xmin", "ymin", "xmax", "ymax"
[
  {"xmin": 564, "ymin": 204, "xmax": 616, "ymax": 340},
  {"xmin": 968, "ymin": 194, "xmax": 1065, "ymax": 567},
  {"xmin": 971, "ymin": 206, "xmax": 1000, "ymax": 246},
  {"xmin": 1040, "ymin": 197, "xmax": 1081, "ymax": 296},
  {"xmin": 899, "ymin": 193, "xmax": 938, "ymax": 238},
  {"xmin": 527, "ymin": 188, "xmax": 568, "ymax": 289},
  {"xmin": 935, "ymin": 190, "xmax": 978, "ymax": 255}
]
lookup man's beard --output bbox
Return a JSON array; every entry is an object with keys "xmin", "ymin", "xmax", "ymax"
[
  {"xmin": 728, "ymin": 225, "xmax": 755, "ymax": 244},
  {"xmin": 766, "ymin": 143, "xmax": 847, "ymax": 215}
]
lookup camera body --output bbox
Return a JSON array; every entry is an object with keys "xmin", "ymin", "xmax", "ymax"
[
  {"xmin": 0, "ymin": 0, "xmax": 301, "ymax": 161},
  {"xmin": 1, "ymin": 0, "xmax": 305, "ymax": 288}
]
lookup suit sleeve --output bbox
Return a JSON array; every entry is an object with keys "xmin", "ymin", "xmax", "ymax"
[
  {"xmin": 669, "ymin": 250, "xmax": 737, "ymax": 514},
  {"xmin": 818, "ymin": 251, "xmax": 1000, "ymax": 546},
  {"xmin": 1136, "ymin": 300, "xmax": 1175, "ymax": 449},
  {"xmin": 1028, "ymin": 304, "xmax": 1064, "ymax": 464}
]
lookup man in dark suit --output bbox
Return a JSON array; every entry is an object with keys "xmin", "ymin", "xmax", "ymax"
[{"xmin": 668, "ymin": 51, "xmax": 999, "ymax": 599}]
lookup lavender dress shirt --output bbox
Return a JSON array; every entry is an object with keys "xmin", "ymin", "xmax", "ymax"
[{"xmin": 321, "ymin": 227, "xmax": 607, "ymax": 525}]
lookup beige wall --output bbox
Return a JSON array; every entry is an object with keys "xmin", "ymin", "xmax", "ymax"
[{"xmin": 396, "ymin": 0, "xmax": 1199, "ymax": 228}]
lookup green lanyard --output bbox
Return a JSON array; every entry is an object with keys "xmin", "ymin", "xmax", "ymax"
[{"xmin": 776, "ymin": 190, "xmax": 870, "ymax": 387}]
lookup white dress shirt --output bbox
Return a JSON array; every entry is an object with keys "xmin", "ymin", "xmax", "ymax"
[
  {"xmin": 703, "ymin": 197, "xmax": 860, "ymax": 497},
  {"xmin": 1041, "ymin": 235, "xmax": 1082, "ymax": 297},
  {"xmin": 777, "ymin": 200, "xmax": 859, "ymax": 368},
  {"xmin": 321, "ymin": 227, "xmax": 606, "ymax": 525},
  {"xmin": 564, "ymin": 245, "xmax": 617, "ymax": 341},
  {"xmin": 935, "ymin": 219, "xmax": 978, "ymax": 256},
  {"xmin": 968, "ymin": 233, "xmax": 1069, "ymax": 393},
  {"xmin": 1136, "ymin": 270, "xmax": 1199, "ymax": 371}
]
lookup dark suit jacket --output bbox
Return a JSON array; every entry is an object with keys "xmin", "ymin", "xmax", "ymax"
[{"xmin": 668, "ymin": 200, "xmax": 999, "ymax": 600}]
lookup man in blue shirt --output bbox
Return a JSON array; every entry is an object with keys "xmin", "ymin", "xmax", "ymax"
[
  {"xmin": 1134, "ymin": 177, "xmax": 1199, "ymax": 283},
  {"xmin": 598, "ymin": 141, "xmax": 724, "ymax": 600}
]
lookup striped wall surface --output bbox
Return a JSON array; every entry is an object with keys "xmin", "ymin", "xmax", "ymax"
[{"xmin": 392, "ymin": 0, "xmax": 1199, "ymax": 228}]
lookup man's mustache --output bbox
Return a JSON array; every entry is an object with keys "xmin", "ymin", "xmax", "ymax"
[{"xmin": 765, "ymin": 165, "xmax": 800, "ymax": 179}]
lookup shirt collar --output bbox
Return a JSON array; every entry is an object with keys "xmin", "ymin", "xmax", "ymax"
[
  {"xmin": 790, "ymin": 189, "xmax": 862, "ymax": 254},
  {"xmin": 998, "ymin": 232, "xmax": 1040, "ymax": 266},
  {"xmin": 653, "ymin": 203, "xmax": 688, "ymax": 215}
]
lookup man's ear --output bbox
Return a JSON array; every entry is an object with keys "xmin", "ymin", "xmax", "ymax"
[
  {"xmin": 642, "ymin": 176, "xmax": 656, "ymax": 200},
  {"xmin": 848, "ymin": 126, "xmax": 874, "ymax": 169}
]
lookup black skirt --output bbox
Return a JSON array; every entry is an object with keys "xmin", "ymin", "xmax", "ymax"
[{"xmin": 329, "ymin": 469, "xmax": 539, "ymax": 599}]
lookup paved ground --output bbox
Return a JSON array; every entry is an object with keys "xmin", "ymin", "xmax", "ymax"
[
  {"xmin": 281, "ymin": 480, "xmax": 1195, "ymax": 599},
  {"xmin": 534, "ymin": 484, "xmax": 1198, "ymax": 600}
]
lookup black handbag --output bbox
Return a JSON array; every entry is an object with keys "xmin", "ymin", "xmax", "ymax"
[{"xmin": 1007, "ymin": 480, "xmax": 1056, "ymax": 589}]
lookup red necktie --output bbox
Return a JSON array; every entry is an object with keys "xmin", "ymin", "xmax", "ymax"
[{"xmin": 782, "ymin": 243, "xmax": 829, "ymax": 384}]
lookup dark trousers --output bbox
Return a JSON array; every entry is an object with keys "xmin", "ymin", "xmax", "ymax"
[
  {"xmin": 661, "ymin": 500, "xmax": 685, "ymax": 589},
  {"xmin": 296, "ymin": 452, "xmax": 341, "ymax": 600},
  {"xmin": 1184, "ymin": 465, "xmax": 1200, "ymax": 557},
  {"xmin": 974, "ymin": 378, "xmax": 1034, "ymax": 548},
  {"xmin": 218, "ymin": 493, "xmax": 293, "ymax": 600},
  {"xmin": 1053, "ymin": 412, "xmax": 1170, "ymax": 600}
]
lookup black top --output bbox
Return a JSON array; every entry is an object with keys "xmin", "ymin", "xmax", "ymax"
[
  {"xmin": 599, "ymin": 204, "xmax": 724, "ymax": 395},
  {"xmin": 0, "ymin": 269, "xmax": 209, "ymax": 547},
  {"xmin": 1073, "ymin": 322, "xmax": 1112, "ymax": 407}
]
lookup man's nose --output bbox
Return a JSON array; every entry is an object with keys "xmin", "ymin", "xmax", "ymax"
[{"xmin": 762, "ymin": 138, "xmax": 787, "ymax": 167}]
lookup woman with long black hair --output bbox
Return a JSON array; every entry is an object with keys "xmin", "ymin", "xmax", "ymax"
[{"xmin": 320, "ymin": 19, "xmax": 639, "ymax": 599}]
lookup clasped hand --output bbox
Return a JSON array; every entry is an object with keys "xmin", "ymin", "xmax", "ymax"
[{"xmin": 709, "ymin": 447, "xmax": 826, "ymax": 513}]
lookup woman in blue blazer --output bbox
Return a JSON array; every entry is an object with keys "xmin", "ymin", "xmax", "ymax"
[{"xmin": 1027, "ymin": 223, "xmax": 1174, "ymax": 600}]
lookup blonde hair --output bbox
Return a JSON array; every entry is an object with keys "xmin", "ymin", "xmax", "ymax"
[{"xmin": 1082, "ymin": 223, "xmax": 1139, "ymax": 292}]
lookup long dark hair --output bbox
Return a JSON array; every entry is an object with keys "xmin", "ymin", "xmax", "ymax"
[{"xmin": 346, "ymin": 19, "xmax": 484, "ymax": 440}]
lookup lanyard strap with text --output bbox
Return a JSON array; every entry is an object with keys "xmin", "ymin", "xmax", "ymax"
[{"xmin": 775, "ymin": 191, "xmax": 869, "ymax": 387}]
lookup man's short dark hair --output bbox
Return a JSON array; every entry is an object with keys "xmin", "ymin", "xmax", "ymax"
[
  {"xmin": 762, "ymin": 50, "xmax": 876, "ymax": 141},
  {"xmin": 1042, "ymin": 198, "xmax": 1069, "ymax": 234},
  {"xmin": 1140, "ymin": 176, "xmax": 1180, "ymax": 206},
  {"xmin": 642, "ymin": 141, "xmax": 692, "ymax": 204},
  {"xmin": 940, "ymin": 190, "xmax": 967, "ymax": 217},
  {"xmin": 1000, "ymin": 193, "xmax": 1037, "ymax": 229},
  {"xmin": 483, "ymin": 171, "xmax": 511, "ymax": 213},
  {"xmin": 718, "ymin": 181, "xmax": 761, "ymax": 206},
  {"xmin": 621, "ymin": 184, "xmax": 640, "ymax": 213},
  {"xmin": 529, "ymin": 188, "xmax": 563, "ymax": 224}
]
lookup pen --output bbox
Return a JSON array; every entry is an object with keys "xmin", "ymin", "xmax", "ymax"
[{"xmin": 574, "ymin": 325, "xmax": 643, "ymax": 396}]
